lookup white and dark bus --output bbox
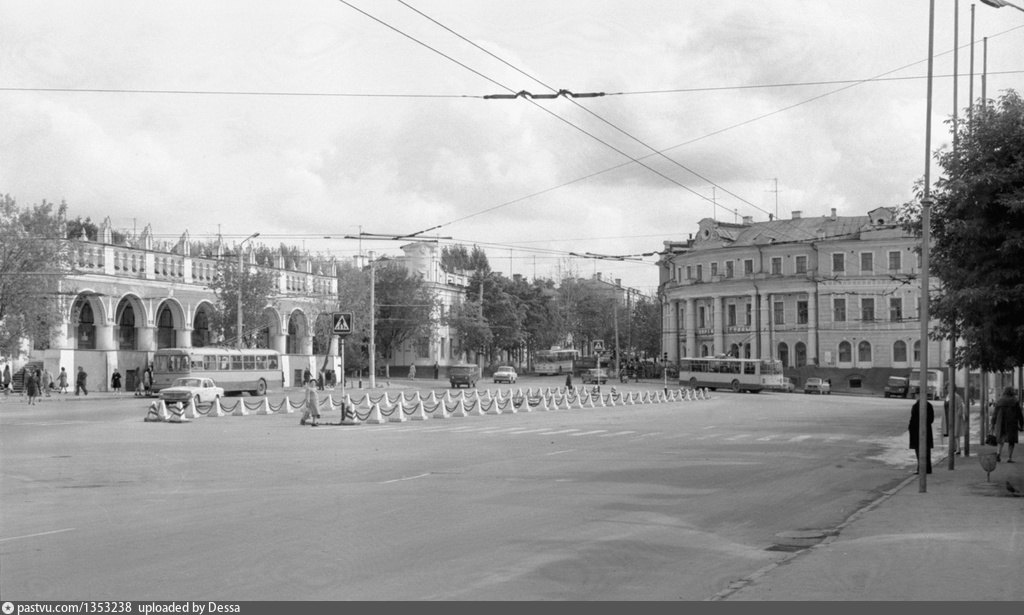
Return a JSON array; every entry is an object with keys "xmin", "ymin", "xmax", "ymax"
[
  {"xmin": 152, "ymin": 347, "xmax": 284, "ymax": 396},
  {"xmin": 677, "ymin": 356, "xmax": 785, "ymax": 393}
]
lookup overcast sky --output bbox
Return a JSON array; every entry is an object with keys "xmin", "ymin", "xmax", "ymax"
[{"xmin": 2, "ymin": 1, "xmax": 1022, "ymax": 294}]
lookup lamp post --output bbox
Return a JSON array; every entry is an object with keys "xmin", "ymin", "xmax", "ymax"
[
  {"xmin": 236, "ymin": 232, "xmax": 260, "ymax": 349},
  {"xmin": 980, "ymin": 0, "xmax": 1024, "ymax": 12},
  {"xmin": 918, "ymin": 0, "xmax": 936, "ymax": 492}
]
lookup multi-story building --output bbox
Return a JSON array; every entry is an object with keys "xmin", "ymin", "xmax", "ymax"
[
  {"xmin": 24, "ymin": 218, "xmax": 340, "ymax": 392},
  {"xmin": 657, "ymin": 207, "xmax": 948, "ymax": 394}
]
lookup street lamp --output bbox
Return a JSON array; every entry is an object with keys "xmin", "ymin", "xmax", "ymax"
[
  {"xmin": 915, "ymin": 0, "xmax": 937, "ymax": 492},
  {"xmin": 980, "ymin": 0, "xmax": 1024, "ymax": 12},
  {"xmin": 237, "ymin": 232, "xmax": 260, "ymax": 349}
]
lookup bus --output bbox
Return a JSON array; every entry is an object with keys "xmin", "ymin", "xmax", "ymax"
[
  {"xmin": 909, "ymin": 369, "xmax": 944, "ymax": 400},
  {"xmin": 533, "ymin": 348, "xmax": 580, "ymax": 376},
  {"xmin": 676, "ymin": 356, "xmax": 785, "ymax": 393},
  {"xmin": 152, "ymin": 347, "xmax": 284, "ymax": 396}
]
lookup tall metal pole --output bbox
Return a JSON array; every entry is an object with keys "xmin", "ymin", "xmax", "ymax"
[
  {"xmin": 919, "ymin": 0, "xmax": 936, "ymax": 492},
  {"xmin": 369, "ymin": 255, "xmax": 376, "ymax": 389},
  {"xmin": 236, "ymin": 232, "xmax": 260, "ymax": 349},
  {"xmin": 949, "ymin": 0, "xmax": 960, "ymax": 470}
]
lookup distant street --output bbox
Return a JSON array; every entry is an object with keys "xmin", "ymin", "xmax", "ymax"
[{"xmin": 0, "ymin": 380, "xmax": 919, "ymax": 600}]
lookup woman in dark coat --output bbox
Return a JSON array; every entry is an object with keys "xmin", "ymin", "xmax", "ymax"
[
  {"xmin": 908, "ymin": 399, "xmax": 935, "ymax": 474},
  {"xmin": 991, "ymin": 387, "xmax": 1024, "ymax": 463}
]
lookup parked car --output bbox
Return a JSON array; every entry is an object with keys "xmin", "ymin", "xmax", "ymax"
[
  {"xmin": 493, "ymin": 365, "xmax": 517, "ymax": 384},
  {"xmin": 804, "ymin": 377, "xmax": 831, "ymax": 394},
  {"xmin": 159, "ymin": 377, "xmax": 224, "ymax": 408},
  {"xmin": 884, "ymin": 376, "xmax": 909, "ymax": 398},
  {"xmin": 449, "ymin": 364, "xmax": 479, "ymax": 388},
  {"xmin": 581, "ymin": 368, "xmax": 608, "ymax": 385},
  {"xmin": 774, "ymin": 377, "xmax": 796, "ymax": 393}
]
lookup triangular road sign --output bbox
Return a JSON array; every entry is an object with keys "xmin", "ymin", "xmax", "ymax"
[{"xmin": 333, "ymin": 312, "xmax": 353, "ymax": 335}]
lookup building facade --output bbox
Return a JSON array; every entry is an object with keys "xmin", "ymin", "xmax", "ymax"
[
  {"xmin": 26, "ymin": 218, "xmax": 341, "ymax": 392},
  {"xmin": 658, "ymin": 207, "xmax": 948, "ymax": 394}
]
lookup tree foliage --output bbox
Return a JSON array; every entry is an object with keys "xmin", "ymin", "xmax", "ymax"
[
  {"xmin": 928, "ymin": 90, "xmax": 1024, "ymax": 371},
  {"xmin": 0, "ymin": 195, "xmax": 71, "ymax": 356},
  {"xmin": 372, "ymin": 260, "xmax": 438, "ymax": 364},
  {"xmin": 206, "ymin": 251, "xmax": 279, "ymax": 348}
]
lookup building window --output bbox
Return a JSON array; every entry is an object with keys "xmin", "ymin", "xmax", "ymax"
[
  {"xmin": 416, "ymin": 336, "xmax": 430, "ymax": 359},
  {"xmin": 861, "ymin": 298, "xmax": 875, "ymax": 322},
  {"xmin": 745, "ymin": 303, "xmax": 752, "ymax": 326},
  {"xmin": 726, "ymin": 261, "xmax": 734, "ymax": 278},
  {"xmin": 157, "ymin": 305, "xmax": 175, "ymax": 350},
  {"xmin": 888, "ymin": 250, "xmax": 901, "ymax": 271},
  {"xmin": 795, "ymin": 342, "xmax": 807, "ymax": 367},
  {"xmin": 699, "ymin": 306, "xmax": 707, "ymax": 329},
  {"xmin": 710, "ymin": 262, "xmax": 718, "ymax": 277},
  {"xmin": 797, "ymin": 300, "xmax": 808, "ymax": 325},
  {"xmin": 858, "ymin": 340, "xmax": 872, "ymax": 362},
  {"xmin": 701, "ymin": 344, "xmax": 710, "ymax": 357},
  {"xmin": 696, "ymin": 264, "xmax": 703, "ymax": 281},
  {"xmin": 778, "ymin": 342, "xmax": 789, "ymax": 367},
  {"xmin": 838, "ymin": 341, "xmax": 852, "ymax": 363},
  {"xmin": 744, "ymin": 259, "xmax": 754, "ymax": 275},
  {"xmin": 75, "ymin": 299, "xmax": 96, "ymax": 350},
  {"xmin": 795, "ymin": 255, "xmax": 807, "ymax": 274},
  {"xmin": 833, "ymin": 298, "xmax": 846, "ymax": 322},
  {"xmin": 727, "ymin": 304, "xmax": 736, "ymax": 327},
  {"xmin": 773, "ymin": 300, "xmax": 785, "ymax": 325},
  {"xmin": 890, "ymin": 297, "xmax": 903, "ymax": 322},
  {"xmin": 832, "ymin": 253, "xmax": 845, "ymax": 273},
  {"xmin": 860, "ymin": 252, "xmax": 874, "ymax": 273},
  {"xmin": 744, "ymin": 343, "xmax": 751, "ymax": 359},
  {"xmin": 771, "ymin": 257, "xmax": 782, "ymax": 275},
  {"xmin": 118, "ymin": 302, "xmax": 137, "ymax": 350},
  {"xmin": 913, "ymin": 340, "xmax": 921, "ymax": 362},
  {"xmin": 730, "ymin": 343, "xmax": 740, "ymax": 358},
  {"xmin": 686, "ymin": 265, "xmax": 692, "ymax": 279},
  {"xmin": 894, "ymin": 340, "xmax": 908, "ymax": 363}
]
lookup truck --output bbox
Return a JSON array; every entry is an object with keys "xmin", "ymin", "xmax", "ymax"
[{"xmin": 908, "ymin": 369, "xmax": 944, "ymax": 400}]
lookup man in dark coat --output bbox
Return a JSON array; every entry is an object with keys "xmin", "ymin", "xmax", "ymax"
[
  {"xmin": 909, "ymin": 399, "xmax": 934, "ymax": 474},
  {"xmin": 991, "ymin": 387, "xmax": 1024, "ymax": 462}
]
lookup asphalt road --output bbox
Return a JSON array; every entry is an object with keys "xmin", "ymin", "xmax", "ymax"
[{"xmin": 0, "ymin": 381, "xmax": 916, "ymax": 600}]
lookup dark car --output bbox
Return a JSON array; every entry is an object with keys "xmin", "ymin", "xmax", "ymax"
[
  {"xmin": 449, "ymin": 364, "xmax": 479, "ymax": 388},
  {"xmin": 884, "ymin": 376, "xmax": 909, "ymax": 398}
]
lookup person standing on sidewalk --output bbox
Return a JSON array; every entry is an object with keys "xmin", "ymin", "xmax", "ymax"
[
  {"xmin": 25, "ymin": 370, "xmax": 39, "ymax": 405},
  {"xmin": 991, "ymin": 387, "xmax": 1023, "ymax": 463},
  {"xmin": 111, "ymin": 369, "xmax": 122, "ymax": 396},
  {"xmin": 944, "ymin": 389, "xmax": 966, "ymax": 455},
  {"xmin": 909, "ymin": 398, "xmax": 934, "ymax": 474}
]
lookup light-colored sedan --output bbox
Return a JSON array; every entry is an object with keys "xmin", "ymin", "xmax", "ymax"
[
  {"xmin": 493, "ymin": 365, "xmax": 518, "ymax": 384},
  {"xmin": 804, "ymin": 377, "xmax": 832, "ymax": 395},
  {"xmin": 581, "ymin": 368, "xmax": 608, "ymax": 385},
  {"xmin": 159, "ymin": 377, "xmax": 224, "ymax": 408}
]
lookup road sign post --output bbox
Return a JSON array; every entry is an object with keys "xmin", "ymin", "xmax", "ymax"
[{"xmin": 333, "ymin": 312, "xmax": 353, "ymax": 412}]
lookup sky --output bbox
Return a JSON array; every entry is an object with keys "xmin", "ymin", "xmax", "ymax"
[{"xmin": 2, "ymin": 1, "xmax": 1023, "ymax": 295}]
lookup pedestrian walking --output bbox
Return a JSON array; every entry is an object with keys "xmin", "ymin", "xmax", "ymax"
[
  {"xmin": 299, "ymin": 379, "xmax": 320, "ymax": 427},
  {"xmin": 75, "ymin": 366, "xmax": 88, "ymax": 396},
  {"xmin": 302, "ymin": 367, "xmax": 312, "ymax": 386},
  {"xmin": 3, "ymin": 363, "xmax": 11, "ymax": 396},
  {"xmin": 908, "ymin": 398, "xmax": 935, "ymax": 474},
  {"xmin": 433, "ymin": 362, "xmax": 439, "ymax": 380},
  {"xmin": 408, "ymin": 363, "xmax": 416, "ymax": 380},
  {"xmin": 57, "ymin": 367, "xmax": 69, "ymax": 394},
  {"xmin": 26, "ymin": 369, "xmax": 39, "ymax": 405},
  {"xmin": 991, "ymin": 387, "xmax": 1024, "ymax": 463},
  {"xmin": 40, "ymin": 368, "xmax": 52, "ymax": 397},
  {"xmin": 565, "ymin": 371, "xmax": 573, "ymax": 389},
  {"xmin": 111, "ymin": 369, "xmax": 122, "ymax": 396},
  {"xmin": 143, "ymin": 365, "xmax": 153, "ymax": 396}
]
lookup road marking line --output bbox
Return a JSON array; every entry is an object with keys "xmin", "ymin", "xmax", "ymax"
[
  {"xmin": 599, "ymin": 430, "xmax": 637, "ymax": 437},
  {"xmin": 569, "ymin": 430, "xmax": 608, "ymax": 437},
  {"xmin": 545, "ymin": 449, "xmax": 574, "ymax": 456},
  {"xmin": 725, "ymin": 434, "xmax": 752, "ymax": 441},
  {"xmin": 538, "ymin": 429, "xmax": 581, "ymax": 435},
  {"xmin": 380, "ymin": 473, "xmax": 431, "ymax": 484},
  {"xmin": 789, "ymin": 435, "xmax": 813, "ymax": 442},
  {"xmin": 0, "ymin": 528, "xmax": 76, "ymax": 543}
]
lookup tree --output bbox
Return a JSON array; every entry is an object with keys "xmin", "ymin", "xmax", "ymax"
[
  {"xmin": 927, "ymin": 90, "xmax": 1024, "ymax": 371},
  {"xmin": 630, "ymin": 296, "xmax": 662, "ymax": 359},
  {"xmin": 446, "ymin": 298, "xmax": 492, "ymax": 360},
  {"xmin": 372, "ymin": 260, "xmax": 438, "ymax": 367},
  {"xmin": 206, "ymin": 249, "xmax": 279, "ymax": 348},
  {"xmin": 0, "ymin": 195, "xmax": 71, "ymax": 356}
]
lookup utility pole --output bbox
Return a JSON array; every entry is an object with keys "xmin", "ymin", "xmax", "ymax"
[{"xmin": 369, "ymin": 252, "xmax": 377, "ymax": 389}]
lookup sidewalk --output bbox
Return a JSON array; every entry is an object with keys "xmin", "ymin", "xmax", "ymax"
[{"xmin": 718, "ymin": 443, "xmax": 1024, "ymax": 601}]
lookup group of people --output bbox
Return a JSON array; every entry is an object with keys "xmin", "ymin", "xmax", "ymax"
[
  {"xmin": 2, "ymin": 364, "xmax": 78, "ymax": 403},
  {"xmin": 909, "ymin": 386, "xmax": 1024, "ymax": 472}
]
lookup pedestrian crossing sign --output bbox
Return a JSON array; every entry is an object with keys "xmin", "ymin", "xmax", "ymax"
[{"xmin": 333, "ymin": 312, "xmax": 353, "ymax": 336}]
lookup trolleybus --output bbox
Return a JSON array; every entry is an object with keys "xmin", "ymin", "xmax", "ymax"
[
  {"xmin": 676, "ymin": 356, "xmax": 785, "ymax": 393},
  {"xmin": 152, "ymin": 347, "xmax": 284, "ymax": 396}
]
